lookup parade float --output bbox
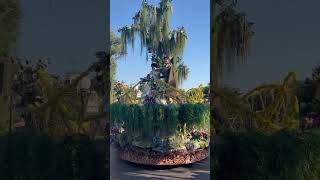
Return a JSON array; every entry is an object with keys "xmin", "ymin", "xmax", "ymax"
[{"xmin": 110, "ymin": 0, "xmax": 209, "ymax": 165}]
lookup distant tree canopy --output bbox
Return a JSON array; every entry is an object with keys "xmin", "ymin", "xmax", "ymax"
[
  {"xmin": 0, "ymin": 0, "xmax": 21, "ymax": 56},
  {"xmin": 211, "ymin": 0, "xmax": 254, "ymax": 137}
]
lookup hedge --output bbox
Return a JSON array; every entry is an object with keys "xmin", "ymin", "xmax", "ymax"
[
  {"xmin": 212, "ymin": 129, "xmax": 320, "ymax": 180},
  {"xmin": 110, "ymin": 103, "xmax": 210, "ymax": 142},
  {"xmin": 0, "ymin": 131, "xmax": 107, "ymax": 180}
]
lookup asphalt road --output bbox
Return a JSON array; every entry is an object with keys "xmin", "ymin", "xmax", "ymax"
[{"xmin": 110, "ymin": 146, "xmax": 210, "ymax": 180}]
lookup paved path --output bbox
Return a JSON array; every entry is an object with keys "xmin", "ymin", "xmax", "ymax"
[{"xmin": 110, "ymin": 146, "xmax": 210, "ymax": 180}]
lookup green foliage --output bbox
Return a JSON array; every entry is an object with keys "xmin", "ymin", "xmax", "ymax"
[
  {"xmin": 213, "ymin": 72, "xmax": 300, "ymax": 133},
  {"xmin": 213, "ymin": 2, "xmax": 254, "ymax": 80},
  {"xmin": 0, "ymin": 0, "xmax": 21, "ymax": 56},
  {"xmin": 113, "ymin": 81, "xmax": 141, "ymax": 104},
  {"xmin": 118, "ymin": 0, "xmax": 189, "ymax": 87},
  {"xmin": 23, "ymin": 60, "xmax": 107, "ymax": 136},
  {"xmin": 212, "ymin": 129, "xmax": 320, "ymax": 180},
  {"xmin": 110, "ymin": 103, "xmax": 209, "ymax": 148},
  {"xmin": 119, "ymin": 0, "xmax": 178, "ymax": 57},
  {"xmin": 296, "ymin": 64, "xmax": 320, "ymax": 115},
  {"xmin": 245, "ymin": 72, "xmax": 299, "ymax": 131},
  {"xmin": 110, "ymin": 31, "xmax": 127, "ymax": 103},
  {"xmin": 31, "ymin": 69, "xmax": 80, "ymax": 135},
  {"xmin": 0, "ymin": 131, "xmax": 107, "ymax": 180},
  {"xmin": 110, "ymin": 32, "xmax": 124, "ymax": 59},
  {"xmin": 186, "ymin": 84, "xmax": 205, "ymax": 103}
]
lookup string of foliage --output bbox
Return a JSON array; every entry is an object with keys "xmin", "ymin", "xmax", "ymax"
[
  {"xmin": 213, "ymin": 1, "xmax": 254, "ymax": 80},
  {"xmin": 119, "ymin": 0, "xmax": 186, "ymax": 58},
  {"xmin": 110, "ymin": 103, "xmax": 209, "ymax": 144},
  {"xmin": 118, "ymin": 0, "xmax": 189, "ymax": 86}
]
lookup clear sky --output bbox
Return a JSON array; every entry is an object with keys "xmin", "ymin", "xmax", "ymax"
[
  {"xmin": 223, "ymin": 0, "xmax": 320, "ymax": 91},
  {"xmin": 111, "ymin": 0, "xmax": 210, "ymax": 90},
  {"xmin": 16, "ymin": 0, "xmax": 107, "ymax": 75},
  {"xmin": 15, "ymin": 0, "xmax": 320, "ymax": 92}
]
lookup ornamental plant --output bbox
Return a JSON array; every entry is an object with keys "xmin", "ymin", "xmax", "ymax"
[{"xmin": 110, "ymin": 103, "xmax": 209, "ymax": 152}]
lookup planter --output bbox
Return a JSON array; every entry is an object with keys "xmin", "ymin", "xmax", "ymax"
[
  {"xmin": 118, "ymin": 146, "xmax": 209, "ymax": 165},
  {"xmin": 111, "ymin": 104, "xmax": 210, "ymax": 165}
]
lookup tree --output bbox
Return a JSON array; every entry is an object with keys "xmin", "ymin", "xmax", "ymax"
[
  {"xmin": 11, "ymin": 59, "xmax": 48, "ymax": 129},
  {"xmin": 186, "ymin": 84, "xmax": 205, "ymax": 104},
  {"xmin": 0, "ymin": 0, "xmax": 21, "ymax": 56},
  {"xmin": 118, "ymin": 0, "xmax": 189, "ymax": 88},
  {"xmin": 113, "ymin": 81, "xmax": 140, "ymax": 104},
  {"xmin": 211, "ymin": 0, "xmax": 254, "ymax": 132},
  {"xmin": 11, "ymin": 59, "xmax": 78, "ymax": 134},
  {"xmin": 11, "ymin": 54, "xmax": 110, "ymax": 136},
  {"xmin": 211, "ymin": 72, "xmax": 299, "ymax": 132},
  {"xmin": 243, "ymin": 72, "xmax": 299, "ymax": 131},
  {"xmin": 110, "ymin": 32, "xmax": 124, "ymax": 103}
]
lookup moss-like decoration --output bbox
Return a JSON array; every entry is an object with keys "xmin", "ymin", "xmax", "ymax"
[{"xmin": 111, "ymin": 103, "xmax": 209, "ymax": 150}]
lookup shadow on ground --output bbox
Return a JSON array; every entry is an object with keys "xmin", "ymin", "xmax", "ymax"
[{"xmin": 110, "ymin": 146, "xmax": 210, "ymax": 180}]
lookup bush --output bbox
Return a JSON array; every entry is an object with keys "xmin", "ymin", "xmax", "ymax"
[
  {"xmin": 212, "ymin": 129, "xmax": 320, "ymax": 180},
  {"xmin": 111, "ymin": 104, "xmax": 209, "ymax": 136},
  {"xmin": 110, "ymin": 103, "xmax": 210, "ymax": 150},
  {"xmin": 0, "ymin": 131, "xmax": 107, "ymax": 180}
]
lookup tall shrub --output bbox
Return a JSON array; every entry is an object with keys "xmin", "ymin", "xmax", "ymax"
[
  {"xmin": 212, "ymin": 129, "xmax": 320, "ymax": 180},
  {"xmin": 110, "ymin": 103, "xmax": 209, "ymax": 146},
  {"xmin": 0, "ymin": 131, "xmax": 107, "ymax": 180}
]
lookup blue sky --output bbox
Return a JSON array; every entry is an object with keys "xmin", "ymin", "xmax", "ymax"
[
  {"xmin": 16, "ymin": 0, "xmax": 107, "ymax": 75},
  {"xmin": 111, "ymin": 0, "xmax": 210, "ymax": 90}
]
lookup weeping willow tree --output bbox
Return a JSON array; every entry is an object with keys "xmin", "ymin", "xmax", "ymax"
[
  {"xmin": 118, "ymin": 0, "xmax": 189, "ymax": 88},
  {"xmin": 212, "ymin": 0, "xmax": 254, "ymax": 83},
  {"xmin": 211, "ymin": 0, "xmax": 254, "ymax": 135},
  {"xmin": 0, "ymin": 0, "xmax": 21, "ymax": 56},
  {"xmin": 214, "ymin": 3, "xmax": 254, "ymax": 77},
  {"xmin": 212, "ymin": 2, "xmax": 298, "ymax": 132}
]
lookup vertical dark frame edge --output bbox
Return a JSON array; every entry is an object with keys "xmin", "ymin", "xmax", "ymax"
[
  {"xmin": 106, "ymin": 0, "xmax": 111, "ymax": 179},
  {"xmin": 210, "ymin": 0, "xmax": 215, "ymax": 179}
]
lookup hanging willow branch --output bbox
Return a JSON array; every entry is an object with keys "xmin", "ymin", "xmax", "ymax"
[
  {"xmin": 118, "ymin": 0, "xmax": 188, "ymax": 87},
  {"xmin": 214, "ymin": 3, "xmax": 254, "ymax": 79}
]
